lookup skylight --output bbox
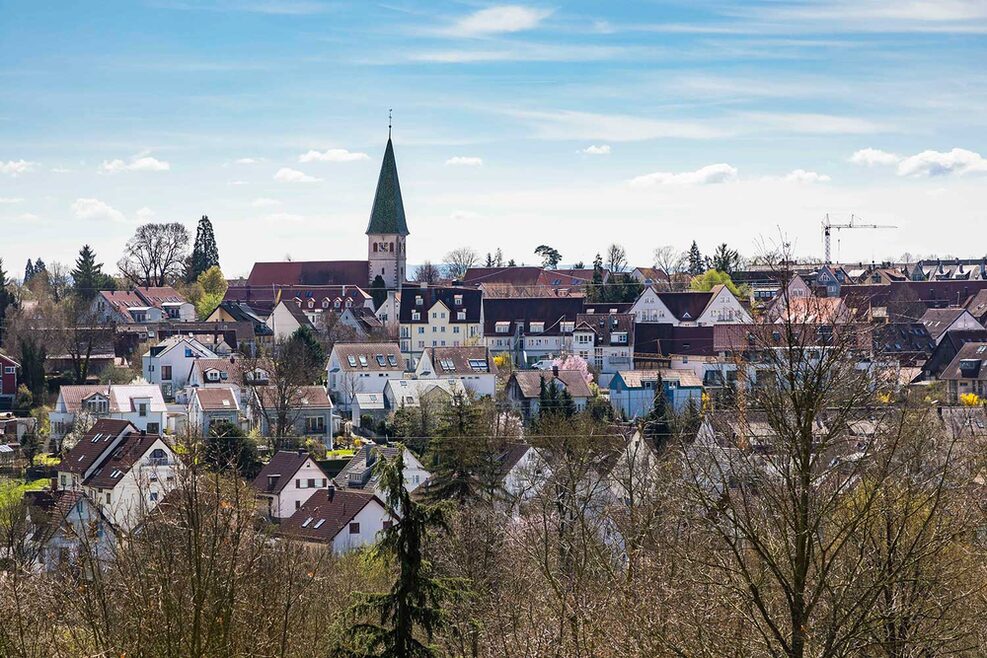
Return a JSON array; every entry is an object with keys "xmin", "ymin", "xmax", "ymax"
[
  {"xmin": 387, "ymin": 355, "xmax": 398, "ymax": 367},
  {"xmin": 376, "ymin": 355, "xmax": 386, "ymax": 367},
  {"xmin": 314, "ymin": 519, "xmax": 325, "ymax": 529},
  {"xmin": 358, "ymin": 355, "xmax": 368, "ymax": 367},
  {"xmin": 347, "ymin": 355, "xmax": 357, "ymax": 367},
  {"xmin": 301, "ymin": 517, "xmax": 314, "ymax": 528}
]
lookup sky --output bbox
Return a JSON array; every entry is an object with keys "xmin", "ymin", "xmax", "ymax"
[{"xmin": 2, "ymin": 0, "xmax": 987, "ymax": 278}]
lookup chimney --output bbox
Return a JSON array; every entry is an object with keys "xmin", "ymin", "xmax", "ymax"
[
  {"xmin": 552, "ymin": 365, "xmax": 559, "ymax": 378},
  {"xmin": 297, "ymin": 448, "xmax": 306, "ymax": 458},
  {"xmin": 327, "ymin": 483, "xmax": 335, "ymax": 502}
]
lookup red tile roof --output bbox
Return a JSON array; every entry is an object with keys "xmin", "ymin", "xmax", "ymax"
[
  {"xmin": 276, "ymin": 488, "xmax": 389, "ymax": 544},
  {"xmin": 508, "ymin": 370, "xmax": 593, "ymax": 399},
  {"xmin": 245, "ymin": 261, "xmax": 370, "ymax": 287},
  {"xmin": 251, "ymin": 450, "xmax": 325, "ymax": 494}
]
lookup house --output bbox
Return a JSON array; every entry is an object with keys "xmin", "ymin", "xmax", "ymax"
[
  {"xmin": 497, "ymin": 443, "xmax": 549, "ymax": 510},
  {"xmin": 56, "ymin": 418, "xmax": 180, "ymax": 531},
  {"xmin": 414, "ymin": 346, "xmax": 497, "ymax": 398},
  {"xmin": 964, "ymin": 289, "xmax": 987, "ymax": 326},
  {"xmin": 339, "ymin": 306, "xmax": 386, "ymax": 338},
  {"xmin": 505, "ymin": 368, "xmax": 593, "ymax": 420},
  {"xmin": 382, "ymin": 378, "xmax": 468, "ymax": 416},
  {"xmin": 188, "ymin": 386, "xmax": 243, "ymax": 437},
  {"xmin": 142, "ymin": 336, "xmax": 218, "ymax": 399},
  {"xmin": 923, "ymin": 329, "xmax": 987, "ymax": 379},
  {"xmin": 23, "ymin": 489, "xmax": 115, "ymax": 573},
  {"xmin": 374, "ymin": 290, "xmax": 401, "ymax": 331},
  {"xmin": 327, "ymin": 342, "xmax": 406, "ymax": 411},
  {"xmin": 250, "ymin": 385, "xmax": 336, "ymax": 445},
  {"xmin": 0, "ymin": 350, "xmax": 19, "ymax": 410},
  {"xmin": 940, "ymin": 343, "xmax": 987, "ymax": 403},
  {"xmin": 771, "ymin": 296, "xmax": 854, "ymax": 325},
  {"xmin": 463, "ymin": 266, "xmax": 602, "ymax": 296},
  {"xmin": 335, "ymin": 443, "xmax": 429, "ymax": 495},
  {"xmin": 50, "ymin": 384, "xmax": 168, "ymax": 439},
  {"xmin": 265, "ymin": 299, "xmax": 318, "ymax": 341},
  {"xmin": 399, "ymin": 285, "xmax": 484, "ymax": 366},
  {"xmin": 93, "ymin": 287, "xmax": 194, "ymax": 323},
  {"xmin": 251, "ymin": 449, "xmax": 332, "ymax": 519},
  {"xmin": 204, "ymin": 301, "xmax": 274, "ymax": 350},
  {"xmin": 276, "ymin": 488, "xmax": 394, "ymax": 553},
  {"xmin": 570, "ymin": 312, "xmax": 635, "ymax": 385},
  {"xmin": 920, "ymin": 308, "xmax": 984, "ymax": 344},
  {"xmin": 872, "ymin": 323, "xmax": 937, "ymax": 367},
  {"xmin": 630, "ymin": 267, "xmax": 667, "ymax": 288},
  {"xmin": 609, "ymin": 369, "xmax": 703, "ymax": 419},
  {"xmin": 187, "ymin": 356, "xmax": 255, "ymax": 391},
  {"xmin": 630, "ymin": 285, "xmax": 751, "ymax": 326},
  {"xmin": 351, "ymin": 392, "xmax": 387, "ymax": 429},
  {"xmin": 483, "ymin": 296, "xmax": 585, "ymax": 366}
]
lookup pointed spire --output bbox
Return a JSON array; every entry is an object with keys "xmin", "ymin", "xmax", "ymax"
[{"xmin": 366, "ymin": 133, "xmax": 409, "ymax": 236}]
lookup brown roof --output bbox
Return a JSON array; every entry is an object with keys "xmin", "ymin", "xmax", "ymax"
[
  {"xmin": 192, "ymin": 387, "xmax": 239, "ymax": 411},
  {"xmin": 422, "ymin": 346, "xmax": 496, "ymax": 375},
  {"xmin": 253, "ymin": 385, "xmax": 332, "ymax": 410},
  {"xmin": 921, "ymin": 308, "xmax": 971, "ymax": 341},
  {"xmin": 101, "ymin": 290, "xmax": 148, "ymax": 312},
  {"xmin": 136, "ymin": 286, "xmax": 187, "ymax": 306},
  {"xmin": 616, "ymin": 369, "xmax": 702, "ymax": 388},
  {"xmin": 24, "ymin": 490, "xmax": 100, "ymax": 543},
  {"xmin": 509, "ymin": 370, "xmax": 593, "ymax": 399},
  {"xmin": 966, "ymin": 289, "xmax": 987, "ymax": 322},
  {"xmin": 191, "ymin": 357, "xmax": 245, "ymax": 383},
  {"xmin": 276, "ymin": 488, "xmax": 388, "ymax": 544},
  {"xmin": 656, "ymin": 291, "xmax": 713, "ymax": 322},
  {"xmin": 246, "ymin": 261, "xmax": 370, "ymax": 287},
  {"xmin": 84, "ymin": 433, "xmax": 165, "ymax": 489},
  {"xmin": 332, "ymin": 343, "xmax": 405, "ymax": 371},
  {"xmin": 60, "ymin": 419, "xmax": 136, "ymax": 475},
  {"xmin": 251, "ymin": 450, "xmax": 325, "ymax": 494},
  {"xmin": 940, "ymin": 342, "xmax": 987, "ymax": 381}
]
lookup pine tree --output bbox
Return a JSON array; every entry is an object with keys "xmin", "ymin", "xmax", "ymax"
[
  {"xmin": 346, "ymin": 448, "xmax": 453, "ymax": 657},
  {"xmin": 0, "ymin": 259, "xmax": 14, "ymax": 346},
  {"xmin": 370, "ymin": 274, "xmax": 388, "ymax": 310},
  {"xmin": 33, "ymin": 258, "xmax": 46, "ymax": 276},
  {"xmin": 71, "ymin": 244, "xmax": 106, "ymax": 301},
  {"xmin": 287, "ymin": 325, "xmax": 326, "ymax": 383},
  {"xmin": 24, "ymin": 259, "xmax": 34, "ymax": 283},
  {"xmin": 588, "ymin": 253, "xmax": 605, "ymax": 302},
  {"xmin": 688, "ymin": 241, "xmax": 705, "ymax": 275},
  {"xmin": 425, "ymin": 393, "xmax": 483, "ymax": 504},
  {"xmin": 188, "ymin": 215, "xmax": 220, "ymax": 282}
]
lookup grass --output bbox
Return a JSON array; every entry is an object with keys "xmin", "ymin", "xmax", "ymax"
[
  {"xmin": 36, "ymin": 453, "xmax": 61, "ymax": 467},
  {"xmin": 0, "ymin": 477, "xmax": 51, "ymax": 507},
  {"xmin": 326, "ymin": 449, "xmax": 356, "ymax": 459}
]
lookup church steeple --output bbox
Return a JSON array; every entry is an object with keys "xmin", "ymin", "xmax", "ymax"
[{"xmin": 366, "ymin": 136, "xmax": 409, "ymax": 236}]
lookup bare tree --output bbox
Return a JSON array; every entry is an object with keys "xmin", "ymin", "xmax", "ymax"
[
  {"xmin": 651, "ymin": 245, "xmax": 686, "ymax": 291},
  {"xmin": 243, "ymin": 337, "xmax": 321, "ymax": 451},
  {"xmin": 413, "ymin": 261, "xmax": 441, "ymax": 284},
  {"xmin": 605, "ymin": 243, "xmax": 628, "ymax": 274},
  {"xmin": 118, "ymin": 222, "xmax": 190, "ymax": 287},
  {"xmin": 444, "ymin": 247, "xmax": 479, "ymax": 280}
]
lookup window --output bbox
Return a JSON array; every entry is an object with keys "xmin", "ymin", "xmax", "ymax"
[
  {"xmin": 5, "ymin": 366, "xmax": 16, "ymax": 374},
  {"xmin": 138, "ymin": 402, "xmax": 148, "ymax": 417},
  {"xmin": 296, "ymin": 478, "xmax": 301, "ymax": 488},
  {"xmin": 412, "ymin": 311, "xmax": 421, "ymax": 321},
  {"xmin": 322, "ymin": 478, "xmax": 327, "ymax": 487},
  {"xmin": 495, "ymin": 321, "xmax": 510, "ymax": 334},
  {"xmin": 146, "ymin": 423, "xmax": 160, "ymax": 434},
  {"xmin": 105, "ymin": 492, "xmax": 111, "ymax": 504},
  {"xmin": 375, "ymin": 355, "xmax": 386, "ymax": 367},
  {"xmin": 529, "ymin": 321, "xmax": 544, "ymax": 333},
  {"xmin": 306, "ymin": 416, "xmax": 326, "ymax": 433},
  {"xmin": 349, "ymin": 522, "xmax": 360, "ymax": 534},
  {"xmin": 457, "ymin": 311, "xmax": 466, "ymax": 321},
  {"xmin": 301, "ymin": 517, "xmax": 314, "ymax": 528},
  {"xmin": 454, "ymin": 295, "xmax": 463, "ymax": 306},
  {"xmin": 358, "ymin": 355, "xmax": 368, "ymax": 367},
  {"xmin": 149, "ymin": 492, "xmax": 158, "ymax": 502},
  {"xmin": 347, "ymin": 355, "xmax": 357, "ymax": 367},
  {"xmin": 295, "ymin": 500, "xmax": 301, "ymax": 510},
  {"xmin": 307, "ymin": 478, "xmax": 316, "ymax": 488},
  {"xmin": 161, "ymin": 365, "xmax": 172, "ymax": 381}
]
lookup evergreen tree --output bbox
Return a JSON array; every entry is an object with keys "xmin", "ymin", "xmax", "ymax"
[
  {"xmin": 18, "ymin": 338, "xmax": 46, "ymax": 404},
  {"xmin": 205, "ymin": 420, "xmax": 261, "ymax": 478},
  {"xmin": 588, "ymin": 253, "xmax": 605, "ymax": 302},
  {"xmin": 710, "ymin": 243, "xmax": 741, "ymax": 275},
  {"xmin": 370, "ymin": 274, "xmax": 388, "ymax": 310},
  {"xmin": 71, "ymin": 244, "xmax": 108, "ymax": 301},
  {"xmin": 558, "ymin": 388, "xmax": 576, "ymax": 418},
  {"xmin": 687, "ymin": 241, "xmax": 705, "ymax": 275},
  {"xmin": 24, "ymin": 259, "xmax": 34, "ymax": 283},
  {"xmin": 0, "ymin": 259, "xmax": 13, "ymax": 346},
  {"xmin": 484, "ymin": 253, "xmax": 494, "ymax": 267},
  {"xmin": 188, "ymin": 215, "xmax": 220, "ymax": 282},
  {"xmin": 33, "ymin": 258, "xmax": 46, "ymax": 276},
  {"xmin": 424, "ymin": 392, "xmax": 483, "ymax": 504},
  {"xmin": 287, "ymin": 325, "xmax": 326, "ymax": 383},
  {"xmin": 643, "ymin": 374, "xmax": 672, "ymax": 446},
  {"xmin": 347, "ymin": 448, "xmax": 453, "ymax": 658},
  {"xmin": 506, "ymin": 259, "xmax": 516, "ymax": 267},
  {"xmin": 493, "ymin": 248, "xmax": 503, "ymax": 267}
]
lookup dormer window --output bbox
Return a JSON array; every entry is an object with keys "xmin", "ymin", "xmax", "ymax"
[
  {"xmin": 334, "ymin": 299, "xmax": 341, "ymax": 309},
  {"xmin": 457, "ymin": 311, "xmax": 466, "ymax": 321},
  {"xmin": 415, "ymin": 296, "xmax": 423, "ymax": 306},
  {"xmin": 454, "ymin": 295, "xmax": 463, "ymax": 306},
  {"xmin": 560, "ymin": 321, "xmax": 575, "ymax": 333},
  {"xmin": 495, "ymin": 321, "xmax": 510, "ymax": 334},
  {"xmin": 345, "ymin": 299, "xmax": 353, "ymax": 308},
  {"xmin": 322, "ymin": 299, "xmax": 330, "ymax": 308},
  {"xmin": 307, "ymin": 299, "xmax": 314, "ymax": 309},
  {"xmin": 529, "ymin": 321, "xmax": 544, "ymax": 334},
  {"xmin": 412, "ymin": 311, "xmax": 421, "ymax": 321}
]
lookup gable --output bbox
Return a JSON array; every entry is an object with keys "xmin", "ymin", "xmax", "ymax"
[{"xmin": 630, "ymin": 288, "xmax": 675, "ymax": 321}]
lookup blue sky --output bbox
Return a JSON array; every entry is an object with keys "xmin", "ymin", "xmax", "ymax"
[{"xmin": 2, "ymin": 0, "xmax": 987, "ymax": 277}]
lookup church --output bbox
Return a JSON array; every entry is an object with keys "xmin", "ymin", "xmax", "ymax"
[{"xmin": 223, "ymin": 135, "xmax": 410, "ymax": 312}]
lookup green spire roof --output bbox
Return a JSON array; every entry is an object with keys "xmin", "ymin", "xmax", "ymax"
[{"xmin": 366, "ymin": 137, "xmax": 409, "ymax": 236}]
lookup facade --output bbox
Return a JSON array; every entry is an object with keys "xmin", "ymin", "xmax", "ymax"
[
  {"xmin": 0, "ymin": 350, "xmax": 19, "ymax": 410},
  {"xmin": 335, "ymin": 444, "xmax": 429, "ymax": 495},
  {"xmin": 187, "ymin": 386, "xmax": 243, "ymax": 436},
  {"xmin": 50, "ymin": 385, "xmax": 168, "ymax": 439},
  {"xmin": 921, "ymin": 308, "xmax": 984, "ymax": 344},
  {"xmin": 505, "ymin": 369, "xmax": 593, "ymax": 420},
  {"xmin": 327, "ymin": 342, "xmax": 406, "ymax": 411},
  {"xmin": 482, "ymin": 296, "xmax": 585, "ymax": 366},
  {"xmin": 382, "ymin": 378, "xmax": 468, "ymax": 413},
  {"xmin": 276, "ymin": 488, "xmax": 395, "ymax": 553},
  {"xmin": 570, "ymin": 312, "xmax": 635, "ymax": 385},
  {"xmin": 399, "ymin": 285, "xmax": 483, "ymax": 366},
  {"xmin": 630, "ymin": 285, "xmax": 752, "ymax": 326},
  {"xmin": 609, "ymin": 369, "xmax": 703, "ymax": 419},
  {"xmin": 142, "ymin": 336, "xmax": 218, "ymax": 399},
  {"xmin": 251, "ymin": 450, "xmax": 332, "ymax": 519},
  {"xmin": 940, "ymin": 342, "xmax": 987, "ymax": 403},
  {"xmin": 414, "ymin": 346, "xmax": 497, "ymax": 398},
  {"xmin": 250, "ymin": 385, "xmax": 336, "ymax": 445},
  {"xmin": 24, "ymin": 490, "xmax": 115, "ymax": 573},
  {"xmin": 93, "ymin": 287, "xmax": 194, "ymax": 324}
]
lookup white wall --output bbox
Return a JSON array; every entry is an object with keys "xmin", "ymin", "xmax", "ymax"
[
  {"xmin": 330, "ymin": 499, "xmax": 393, "ymax": 553},
  {"xmin": 273, "ymin": 458, "xmax": 330, "ymax": 519}
]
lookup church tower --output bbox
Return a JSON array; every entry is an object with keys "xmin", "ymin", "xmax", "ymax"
[{"xmin": 366, "ymin": 135, "xmax": 409, "ymax": 290}]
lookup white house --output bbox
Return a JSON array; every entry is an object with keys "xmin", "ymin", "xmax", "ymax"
[
  {"xmin": 630, "ymin": 285, "xmax": 752, "ymax": 326},
  {"xmin": 24, "ymin": 490, "xmax": 115, "ymax": 573},
  {"xmin": 505, "ymin": 369, "xmax": 593, "ymax": 421},
  {"xmin": 265, "ymin": 299, "xmax": 317, "ymax": 341},
  {"xmin": 398, "ymin": 285, "xmax": 484, "ymax": 367},
  {"xmin": 276, "ymin": 489, "xmax": 395, "ymax": 553},
  {"xmin": 93, "ymin": 287, "xmax": 194, "ymax": 324},
  {"xmin": 251, "ymin": 450, "xmax": 332, "ymax": 520},
  {"xmin": 497, "ymin": 444, "xmax": 549, "ymax": 511},
  {"xmin": 569, "ymin": 312, "xmax": 635, "ymax": 386},
  {"xmin": 142, "ymin": 336, "xmax": 218, "ymax": 400},
  {"xmin": 382, "ymin": 378, "xmax": 468, "ymax": 412},
  {"xmin": 50, "ymin": 384, "xmax": 168, "ymax": 439},
  {"xmin": 414, "ymin": 346, "xmax": 497, "ymax": 398},
  {"xmin": 187, "ymin": 386, "xmax": 243, "ymax": 437},
  {"xmin": 335, "ymin": 444, "xmax": 429, "ymax": 495},
  {"xmin": 327, "ymin": 342, "xmax": 406, "ymax": 411},
  {"xmin": 250, "ymin": 386, "xmax": 336, "ymax": 445}
]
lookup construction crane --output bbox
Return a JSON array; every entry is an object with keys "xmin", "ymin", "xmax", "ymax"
[{"xmin": 821, "ymin": 213, "xmax": 897, "ymax": 263}]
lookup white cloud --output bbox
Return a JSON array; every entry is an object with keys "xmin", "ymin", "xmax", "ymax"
[
  {"xmin": 451, "ymin": 210, "xmax": 482, "ymax": 221},
  {"xmin": 582, "ymin": 145, "xmax": 611, "ymax": 155},
  {"xmin": 16, "ymin": 213, "xmax": 39, "ymax": 222},
  {"xmin": 274, "ymin": 167, "xmax": 321, "ymax": 183},
  {"xmin": 229, "ymin": 180, "xmax": 249, "ymax": 186},
  {"xmin": 629, "ymin": 163, "xmax": 738, "ymax": 187},
  {"xmin": 0, "ymin": 197, "xmax": 23, "ymax": 204},
  {"xmin": 783, "ymin": 169, "xmax": 832, "ymax": 183},
  {"xmin": 136, "ymin": 207, "xmax": 156, "ymax": 222},
  {"xmin": 0, "ymin": 160, "xmax": 37, "ymax": 176},
  {"xmin": 234, "ymin": 157, "xmax": 264, "ymax": 164},
  {"xmin": 508, "ymin": 109, "xmax": 724, "ymax": 142},
  {"xmin": 850, "ymin": 148, "xmax": 901, "ymax": 166},
  {"xmin": 100, "ymin": 153, "xmax": 170, "ymax": 173},
  {"xmin": 445, "ymin": 156, "xmax": 483, "ymax": 166},
  {"xmin": 72, "ymin": 198, "xmax": 126, "ymax": 223},
  {"xmin": 447, "ymin": 5, "xmax": 552, "ymax": 36},
  {"xmin": 298, "ymin": 148, "xmax": 369, "ymax": 163},
  {"xmin": 50, "ymin": 167, "xmax": 74, "ymax": 173},
  {"xmin": 896, "ymin": 148, "xmax": 987, "ymax": 177},
  {"xmin": 251, "ymin": 197, "xmax": 282, "ymax": 208}
]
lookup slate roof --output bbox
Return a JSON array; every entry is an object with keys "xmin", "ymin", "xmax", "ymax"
[
  {"xmin": 966, "ymin": 289, "xmax": 987, "ymax": 322},
  {"xmin": 872, "ymin": 323, "xmax": 936, "ymax": 365},
  {"xmin": 59, "ymin": 419, "xmax": 135, "ymax": 475},
  {"xmin": 84, "ymin": 433, "xmax": 164, "ymax": 489},
  {"xmin": 421, "ymin": 346, "xmax": 496, "ymax": 375},
  {"xmin": 497, "ymin": 443, "xmax": 532, "ymax": 478},
  {"xmin": 940, "ymin": 342, "xmax": 987, "ymax": 381},
  {"xmin": 634, "ymin": 323, "xmax": 716, "ymax": 358},
  {"xmin": 921, "ymin": 308, "xmax": 971, "ymax": 341},
  {"xmin": 277, "ymin": 489, "xmax": 388, "ymax": 544},
  {"xmin": 656, "ymin": 291, "xmax": 713, "ymax": 322},
  {"xmin": 508, "ymin": 370, "xmax": 593, "ymax": 399},
  {"xmin": 400, "ymin": 286, "xmax": 482, "ymax": 324},
  {"xmin": 482, "ymin": 297, "xmax": 585, "ymax": 336},
  {"xmin": 251, "ymin": 450, "xmax": 323, "ymax": 495},
  {"xmin": 366, "ymin": 138, "xmax": 409, "ymax": 236},
  {"xmin": 335, "ymin": 445, "xmax": 401, "ymax": 490},
  {"xmin": 574, "ymin": 312, "xmax": 635, "ymax": 345},
  {"xmin": 332, "ymin": 343, "xmax": 405, "ymax": 372}
]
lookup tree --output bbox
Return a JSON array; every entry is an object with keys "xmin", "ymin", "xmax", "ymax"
[
  {"xmin": 689, "ymin": 268, "xmax": 747, "ymax": 298},
  {"xmin": 443, "ymin": 247, "xmax": 478, "ymax": 280},
  {"xmin": 205, "ymin": 420, "xmax": 260, "ymax": 478},
  {"xmin": 687, "ymin": 241, "xmax": 705, "ymax": 275},
  {"xmin": 534, "ymin": 245, "xmax": 562, "ymax": 269},
  {"xmin": 413, "ymin": 262, "xmax": 440, "ymax": 284},
  {"xmin": 710, "ymin": 242, "xmax": 741, "ymax": 274},
  {"xmin": 187, "ymin": 215, "xmax": 220, "ymax": 282},
  {"xmin": 118, "ymin": 222, "xmax": 190, "ymax": 287},
  {"xmin": 24, "ymin": 258, "xmax": 34, "ymax": 283},
  {"xmin": 191, "ymin": 265, "xmax": 228, "ymax": 320},
  {"xmin": 71, "ymin": 244, "xmax": 114, "ymax": 301},
  {"xmin": 346, "ymin": 448, "xmax": 454, "ymax": 658},
  {"xmin": 586, "ymin": 253, "xmax": 605, "ymax": 302},
  {"xmin": 424, "ymin": 393, "xmax": 486, "ymax": 505},
  {"xmin": 605, "ymin": 243, "xmax": 628, "ymax": 274},
  {"xmin": 0, "ymin": 258, "xmax": 14, "ymax": 346},
  {"xmin": 287, "ymin": 325, "xmax": 326, "ymax": 384},
  {"xmin": 652, "ymin": 245, "xmax": 686, "ymax": 291},
  {"xmin": 370, "ymin": 274, "xmax": 388, "ymax": 310}
]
